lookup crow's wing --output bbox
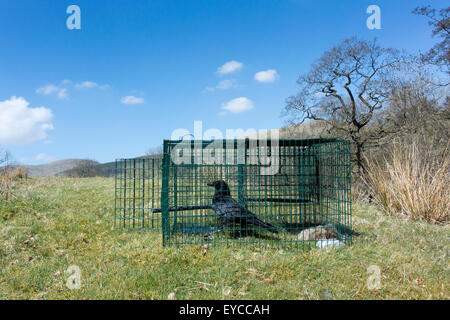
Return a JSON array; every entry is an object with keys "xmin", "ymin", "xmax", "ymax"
[
  {"xmin": 211, "ymin": 195, "xmax": 279, "ymax": 233},
  {"xmin": 211, "ymin": 195, "xmax": 258, "ymax": 220}
]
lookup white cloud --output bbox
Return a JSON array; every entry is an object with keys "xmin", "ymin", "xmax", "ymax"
[
  {"xmin": 36, "ymin": 85, "xmax": 58, "ymax": 95},
  {"xmin": 121, "ymin": 96, "xmax": 144, "ymax": 105},
  {"xmin": 254, "ymin": 69, "xmax": 280, "ymax": 83},
  {"xmin": 36, "ymin": 80, "xmax": 108, "ymax": 100},
  {"xmin": 221, "ymin": 97, "xmax": 254, "ymax": 114},
  {"xmin": 75, "ymin": 81, "xmax": 109, "ymax": 89},
  {"xmin": 0, "ymin": 96, "xmax": 54, "ymax": 145},
  {"xmin": 36, "ymin": 84, "xmax": 68, "ymax": 99},
  {"xmin": 217, "ymin": 61, "xmax": 243, "ymax": 75},
  {"xmin": 203, "ymin": 79, "xmax": 238, "ymax": 93},
  {"xmin": 36, "ymin": 153, "xmax": 54, "ymax": 161},
  {"xmin": 57, "ymin": 88, "xmax": 68, "ymax": 99}
]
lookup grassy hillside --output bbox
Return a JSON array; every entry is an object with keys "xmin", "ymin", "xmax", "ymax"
[
  {"xmin": 0, "ymin": 177, "xmax": 448, "ymax": 299},
  {"xmin": 6, "ymin": 159, "xmax": 99, "ymax": 178}
]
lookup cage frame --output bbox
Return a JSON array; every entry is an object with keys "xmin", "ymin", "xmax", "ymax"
[{"xmin": 114, "ymin": 138, "xmax": 352, "ymax": 250}]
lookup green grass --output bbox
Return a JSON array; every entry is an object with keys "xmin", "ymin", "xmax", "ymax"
[{"xmin": 0, "ymin": 177, "xmax": 448, "ymax": 299}]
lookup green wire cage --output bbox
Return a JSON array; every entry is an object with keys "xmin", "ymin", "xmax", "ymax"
[
  {"xmin": 115, "ymin": 138, "xmax": 351, "ymax": 249},
  {"xmin": 115, "ymin": 156, "xmax": 163, "ymax": 230}
]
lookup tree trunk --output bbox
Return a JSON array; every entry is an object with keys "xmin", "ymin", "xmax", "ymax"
[{"xmin": 355, "ymin": 142, "xmax": 365, "ymax": 176}]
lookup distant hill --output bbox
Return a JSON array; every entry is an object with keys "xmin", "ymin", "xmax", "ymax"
[{"xmin": 6, "ymin": 159, "xmax": 100, "ymax": 178}]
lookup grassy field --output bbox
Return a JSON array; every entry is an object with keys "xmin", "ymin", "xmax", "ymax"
[{"xmin": 0, "ymin": 177, "xmax": 448, "ymax": 299}]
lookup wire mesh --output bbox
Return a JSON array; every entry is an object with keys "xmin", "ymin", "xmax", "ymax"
[
  {"xmin": 114, "ymin": 157, "xmax": 162, "ymax": 229},
  {"xmin": 114, "ymin": 139, "xmax": 351, "ymax": 250},
  {"xmin": 160, "ymin": 139, "xmax": 351, "ymax": 249}
]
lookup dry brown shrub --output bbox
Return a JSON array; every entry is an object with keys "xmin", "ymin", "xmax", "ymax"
[
  {"xmin": 0, "ymin": 167, "xmax": 29, "ymax": 200},
  {"xmin": 363, "ymin": 138, "xmax": 449, "ymax": 224}
]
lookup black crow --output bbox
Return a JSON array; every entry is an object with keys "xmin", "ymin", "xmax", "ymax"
[{"xmin": 207, "ymin": 180, "xmax": 278, "ymax": 234}]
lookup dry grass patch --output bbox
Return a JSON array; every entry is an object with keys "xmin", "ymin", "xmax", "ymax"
[
  {"xmin": 0, "ymin": 167, "xmax": 29, "ymax": 200},
  {"xmin": 363, "ymin": 139, "xmax": 449, "ymax": 224}
]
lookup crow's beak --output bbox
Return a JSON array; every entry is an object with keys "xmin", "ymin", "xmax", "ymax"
[{"xmin": 207, "ymin": 181, "xmax": 215, "ymax": 186}]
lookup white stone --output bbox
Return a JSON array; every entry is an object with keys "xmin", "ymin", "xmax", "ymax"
[{"xmin": 316, "ymin": 238, "xmax": 344, "ymax": 248}]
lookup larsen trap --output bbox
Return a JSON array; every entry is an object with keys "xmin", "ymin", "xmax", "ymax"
[{"xmin": 115, "ymin": 139, "xmax": 352, "ymax": 249}]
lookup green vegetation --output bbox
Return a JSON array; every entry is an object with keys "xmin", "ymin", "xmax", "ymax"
[
  {"xmin": 6, "ymin": 159, "xmax": 100, "ymax": 178},
  {"xmin": 1, "ymin": 177, "xmax": 448, "ymax": 299}
]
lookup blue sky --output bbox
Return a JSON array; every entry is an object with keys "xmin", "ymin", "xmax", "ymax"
[{"xmin": 0, "ymin": 0, "xmax": 446, "ymax": 164}]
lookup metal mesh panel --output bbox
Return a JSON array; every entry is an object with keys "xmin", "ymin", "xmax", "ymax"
[
  {"xmin": 114, "ymin": 139, "xmax": 351, "ymax": 249},
  {"xmin": 114, "ymin": 157, "xmax": 162, "ymax": 229},
  {"xmin": 160, "ymin": 139, "xmax": 351, "ymax": 249}
]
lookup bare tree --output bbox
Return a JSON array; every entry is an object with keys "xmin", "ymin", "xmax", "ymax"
[
  {"xmin": 413, "ymin": 5, "xmax": 449, "ymax": 78},
  {"xmin": 284, "ymin": 37, "xmax": 401, "ymax": 174},
  {"xmin": 387, "ymin": 75, "xmax": 449, "ymax": 145},
  {"xmin": 64, "ymin": 160, "xmax": 101, "ymax": 178},
  {"xmin": 0, "ymin": 149, "xmax": 17, "ymax": 199},
  {"xmin": 0, "ymin": 149, "xmax": 12, "ymax": 167}
]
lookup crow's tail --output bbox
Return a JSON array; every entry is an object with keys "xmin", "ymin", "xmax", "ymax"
[{"xmin": 250, "ymin": 217, "xmax": 278, "ymax": 233}]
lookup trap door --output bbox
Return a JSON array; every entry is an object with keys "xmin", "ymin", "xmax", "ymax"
[{"xmin": 161, "ymin": 140, "xmax": 219, "ymax": 246}]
